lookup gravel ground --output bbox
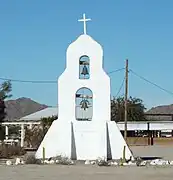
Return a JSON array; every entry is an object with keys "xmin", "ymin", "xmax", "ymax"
[
  {"xmin": 0, "ymin": 164, "xmax": 173, "ymax": 180},
  {"xmin": 1, "ymin": 145, "xmax": 173, "ymax": 180},
  {"xmin": 130, "ymin": 145, "xmax": 173, "ymax": 160}
]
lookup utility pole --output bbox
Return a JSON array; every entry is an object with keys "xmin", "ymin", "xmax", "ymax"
[{"xmin": 124, "ymin": 59, "xmax": 128, "ymax": 141}]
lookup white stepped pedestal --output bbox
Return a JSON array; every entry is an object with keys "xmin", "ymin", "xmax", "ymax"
[{"xmin": 36, "ymin": 120, "xmax": 133, "ymax": 160}]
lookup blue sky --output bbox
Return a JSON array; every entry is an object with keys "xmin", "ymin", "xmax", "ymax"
[{"xmin": 0, "ymin": 0, "xmax": 173, "ymax": 109}]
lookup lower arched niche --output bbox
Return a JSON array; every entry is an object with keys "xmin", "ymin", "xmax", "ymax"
[{"xmin": 75, "ymin": 87, "xmax": 93, "ymax": 121}]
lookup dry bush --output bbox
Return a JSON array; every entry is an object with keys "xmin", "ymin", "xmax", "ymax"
[
  {"xmin": 25, "ymin": 116, "xmax": 56, "ymax": 148},
  {"xmin": 0, "ymin": 143, "xmax": 26, "ymax": 158},
  {"xmin": 96, "ymin": 159, "xmax": 109, "ymax": 166},
  {"xmin": 25, "ymin": 126, "xmax": 44, "ymax": 148},
  {"xmin": 56, "ymin": 155, "xmax": 74, "ymax": 165},
  {"xmin": 24, "ymin": 154, "xmax": 42, "ymax": 164}
]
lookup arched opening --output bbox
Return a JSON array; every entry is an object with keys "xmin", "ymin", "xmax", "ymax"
[
  {"xmin": 79, "ymin": 55, "xmax": 90, "ymax": 79},
  {"xmin": 75, "ymin": 88, "xmax": 93, "ymax": 121}
]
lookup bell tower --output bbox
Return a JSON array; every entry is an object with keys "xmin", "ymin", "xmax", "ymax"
[
  {"xmin": 36, "ymin": 14, "xmax": 133, "ymax": 161},
  {"xmin": 58, "ymin": 13, "xmax": 110, "ymax": 123}
]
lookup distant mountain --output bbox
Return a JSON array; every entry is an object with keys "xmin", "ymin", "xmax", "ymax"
[
  {"xmin": 146, "ymin": 104, "xmax": 173, "ymax": 121},
  {"xmin": 4, "ymin": 97, "xmax": 48, "ymax": 121}
]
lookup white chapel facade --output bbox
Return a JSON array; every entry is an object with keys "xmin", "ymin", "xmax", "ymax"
[{"xmin": 35, "ymin": 14, "xmax": 133, "ymax": 160}]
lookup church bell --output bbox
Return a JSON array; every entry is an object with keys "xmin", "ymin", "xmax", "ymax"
[
  {"xmin": 81, "ymin": 65, "xmax": 89, "ymax": 75},
  {"xmin": 80, "ymin": 99, "xmax": 89, "ymax": 110}
]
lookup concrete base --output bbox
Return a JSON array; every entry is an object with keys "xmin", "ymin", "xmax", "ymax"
[
  {"xmin": 107, "ymin": 121, "xmax": 132, "ymax": 160},
  {"xmin": 35, "ymin": 120, "xmax": 72, "ymax": 159},
  {"xmin": 72, "ymin": 121, "xmax": 107, "ymax": 160},
  {"xmin": 35, "ymin": 120, "xmax": 133, "ymax": 160}
]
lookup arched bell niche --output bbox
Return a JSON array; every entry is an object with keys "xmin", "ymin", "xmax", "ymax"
[
  {"xmin": 79, "ymin": 55, "xmax": 90, "ymax": 79},
  {"xmin": 75, "ymin": 87, "xmax": 93, "ymax": 121}
]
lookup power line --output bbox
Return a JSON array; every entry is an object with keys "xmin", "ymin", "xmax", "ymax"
[
  {"xmin": 0, "ymin": 77, "xmax": 57, "ymax": 84},
  {"xmin": 130, "ymin": 69, "xmax": 173, "ymax": 96},
  {"xmin": 107, "ymin": 68, "xmax": 125, "ymax": 75},
  {"xmin": 0, "ymin": 68, "xmax": 125, "ymax": 84},
  {"xmin": 114, "ymin": 76, "xmax": 125, "ymax": 98}
]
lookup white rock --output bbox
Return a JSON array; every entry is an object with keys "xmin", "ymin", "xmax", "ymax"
[
  {"xmin": 85, "ymin": 160, "xmax": 91, "ymax": 165},
  {"xmin": 131, "ymin": 157, "xmax": 135, "ymax": 161},
  {"xmin": 170, "ymin": 161, "xmax": 173, "ymax": 165},
  {"xmin": 150, "ymin": 159, "xmax": 169, "ymax": 166},
  {"xmin": 6, "ymin": 160, "xmax": 12, "ymax": 166},
  {"xmin": 140, "ymin": 161, "xmax": 147, "ymax": 166},
  {"xmin": 157, "ymin": 161, "xmax": 165, "ymax": 166},
  {"xmin": 49, "ymin": 160, "xmax": 55, "ymax": 164},
  {"xmin": 108, "ymin": 162, "xmax": 111, "ymax": 166},
  {"xmin": 164, "ymin": 160, "xmax": 170, "ymax": 165},
  {"xmin": 44, "ymin": 160, "xmax": 50, "ymax": 164},
  {"xmin": 55, "ymin": 159, "xmax": 59, "ymax": 164},
  {"xmin": 90, "ymin": 161, "xmax": 96, "ymax": 165},
  {"xmin": 123, "ymin": 162, "xmax": 128, "ymax": 166},
  {"xmin": 150, "ymin": 161, "xmax": 156, "ymax": 165},
  {"xmin": 110, "ymin": 161, "xmax": 118, "ymax": 166},
  {"xmin": 41, "ymin": 160, "xmax": 44, "ymax": 164},
  {"xmin": 21, "ymin": 160, "xmax": 25, "ymax": 165},
  {"xmin": 70, "ymin": 161, "xmax": 74, "ymax": 165},
  {"xmin": 97, "ymin": 156, "xmax": 106, "ymax": 162},
  {"xmin": 150, "ymin": 159, "xmax": 159, "ymax": 166},
  {"xmin": 128, "ymin": 161, "xmax": 136, "ymax": 166},
  {"xmin": 123, "ymin": 162, "xmax": 136, "ymax": 166},
  {"xmin": 113, "ymin": 161, "xmax": 118, "ymax": 166},
  {"xmin": 15, "ymin": 158, "xmax": 21, "ymax": 165}
]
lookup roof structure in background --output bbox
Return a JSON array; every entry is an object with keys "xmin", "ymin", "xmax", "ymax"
[
  {"xmin": 117, "ymin": 121, "xmax": 173, "ymax": 130},
  {"xmin": 18, "ymin": 107, "xmax": 173, "ymax": 122},
  {"xmin": 19, "ymin": 106, "xmax": 93, "ymax": 121},
  {"xmin": 19, "ymin": 107, "xmax": 58, "ymax": 121}
]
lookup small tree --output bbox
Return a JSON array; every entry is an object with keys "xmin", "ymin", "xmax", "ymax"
[
  {"xmin": 24, "ymin": 125, "xmax": 44, "ymax": 148},
  {"xmin": 25, "ymin": 115, "xmax": 57, "ymax": 148},
  {"xmin": 41, "ymin": 115, "xmax": 57, "ymax": 136},
  {"xmin": 0, "ymin": 100, "xmax": 6, "ymax": 122},
  {"xmin": 111, "ymin": 96, "xmax": 146, "ymax": 122},
  {"xmin": 0, "ymin": 81, "xmax": 12, "ymax": 140},
  {"xmin": 0, "ymin": 80, "xmax": 12, "ymax": 122}
]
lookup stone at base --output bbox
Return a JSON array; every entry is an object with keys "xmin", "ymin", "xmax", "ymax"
[{"xmin": 6, "ymin": 160, "xmax": 12, "ymax": 166}]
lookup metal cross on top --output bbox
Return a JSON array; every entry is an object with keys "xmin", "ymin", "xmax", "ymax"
[{"xmin": 78, "ymin": 13, "xmax": 91, "ymax": 35}]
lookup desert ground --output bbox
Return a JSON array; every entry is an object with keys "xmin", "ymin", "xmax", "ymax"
[
  {"xmin": 1, "ymin": 145, "xmax": 173, "ymax": 180},
  {"xmin": 131, "ymin": 145, "xmax": 173, "ymax": 160},
  {"xmin": 1, "ymin": 164, "xmax": 173, "ymax": 180}
]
